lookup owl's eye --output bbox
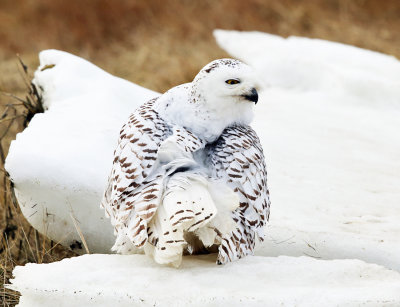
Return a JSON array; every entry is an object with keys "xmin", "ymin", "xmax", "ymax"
[{"xmin": 225, "ymin": 79, "xmax": 240, "ymax": 85}]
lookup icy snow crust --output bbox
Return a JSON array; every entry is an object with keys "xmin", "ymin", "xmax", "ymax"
[
  {"xmin": 5, "ymin": 32, "xmax": 400, "ymax": 305},
  {"xmin": 10, "ymin": 254, "xmax": 400, "ymax": 307}
]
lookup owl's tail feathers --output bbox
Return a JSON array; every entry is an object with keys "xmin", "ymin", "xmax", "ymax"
[
  {"xmin": 145, "ymin": 174, "xmax": 240, "ymax": 267},
  {"xmin": 194, "ymin": 181, "xmax": 240, "ymax": 248},
  {"xmin": 145, "ymin": 173, "xmax": 218, "ymax": 267},
  {"xmin": 144, "ymin": 203, "xmax": 185, "ymax": 268}
]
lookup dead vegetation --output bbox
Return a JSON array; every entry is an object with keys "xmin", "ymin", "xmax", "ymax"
[
  {"xmin": 0, "ymin": 0, "xmax": 399, "ymax": 305},
  {"xmin": 0, "ymin": 59, "xmax": 76, "ymax": 306},
  {"xmin": 1, "ymin": 0, "xmax": 399, "ymax": 91}
]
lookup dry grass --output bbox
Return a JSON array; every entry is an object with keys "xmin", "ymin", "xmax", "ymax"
[
  {"xmin": 0, "ymin": 61, "xmax": 76, "ymax": 306},
  {"xmin": 0, "ymin": 0, "xmax": 399, "ymax": 305},
  {"xmin": 1, "ymin": 0, "xmax": 399, "ymax": 91}
]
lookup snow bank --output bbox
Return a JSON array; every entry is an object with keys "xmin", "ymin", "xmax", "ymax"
[
  {"xmin": 6, "ymin": 33, "xmax": 400, "ymax": 306},
  {"xmin": 5, "ymin": 50, "xmax": 158, "ymax": 253},
  {"xmin": 9, "ymin": 254, "xmax": 400, "ymax": 306},
  {"xmin": 5, "ymin": 32, "xmax": 400, "ymax": 273},
  {"xmin": 214, "ymin": 30, "xmax": 400, "ymax": 108},
  {"xmin": 214, "ymin": 30, "xmax": 400, "ymax": 271}
]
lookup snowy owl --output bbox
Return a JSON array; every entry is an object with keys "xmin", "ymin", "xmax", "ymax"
[{"xmin": 101, "ymin": 59, "xmax": 270, "ymax": 266}]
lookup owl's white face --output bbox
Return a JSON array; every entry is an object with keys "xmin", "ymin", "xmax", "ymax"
[
  {"xmin": 155, "ymin": 59, "xmax": 261, "ymax": 142},
  {"xmin": 193, "ymin": 59, "xmax": 260, "ymax": 129}
]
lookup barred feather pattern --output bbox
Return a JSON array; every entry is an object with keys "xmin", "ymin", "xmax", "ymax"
[
  {"xmin": 101, "ymin": 98, "xmax": 170, "ymax": 250},
  {"xmin": 206, "ymin": 125, "xmax": 271, "ymax": 264},
  {"xmin": 101, "ymin": 98, "xmax": 207, "ymax": 254}
]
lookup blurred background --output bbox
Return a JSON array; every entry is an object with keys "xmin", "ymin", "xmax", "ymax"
[
  {"xmin": 1, "ymin": 0, "xmax": 399, "ymax": 93},
  {"xmin": 0, "ymin": 0, "xmax": 399, "ymax": 305}
]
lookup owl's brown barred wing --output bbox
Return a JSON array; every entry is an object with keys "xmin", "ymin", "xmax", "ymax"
[
  {"xmin": 207, "ymin": 125, "xmax": 270, "ymax": 264},
  {"xmin": 101, "ymin": 98, "xmax": 208, "ymax": 252},
  {"xmin": 101, "ymin": 98, "xmax": 172, "ymax": 248}
]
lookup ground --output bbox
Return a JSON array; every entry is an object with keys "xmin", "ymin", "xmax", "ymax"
[{"xmin": 1, "ymin": 1, "xmax": 400, "ymax": 305}]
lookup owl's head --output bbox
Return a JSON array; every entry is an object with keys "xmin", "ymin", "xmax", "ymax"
[{"xmin": 192, "ymin": 59, "xmax": 260, "ymax": 127}]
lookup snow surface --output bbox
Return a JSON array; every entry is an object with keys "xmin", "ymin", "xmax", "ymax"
[
  {"xmin": 5, "ymin": 32, "xmax": 400, "ymax": 305},
  {"xmin": 214, "ymin": 30, "xmax": 400, "ymax": 271},
  {"xmin": 9, "ymin": 254, "xmax": 400, "ymax": 306},
  {"xmin": 5, "ymin": 50, "xmax": 158, "ymax": 253}
]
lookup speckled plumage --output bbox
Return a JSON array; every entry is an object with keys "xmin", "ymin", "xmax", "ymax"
[
  {"xmin": 101, "ymin": 59, "xmax": 270, "ymax": 266},
  {"xmin": 207, "ymin": 125, "xmax": 270, "ymax": 263}
]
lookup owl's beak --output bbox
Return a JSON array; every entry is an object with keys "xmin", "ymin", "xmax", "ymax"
[{"xmin": 242, "ymin": 88, "xmax": 258, "ymax": 104}]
